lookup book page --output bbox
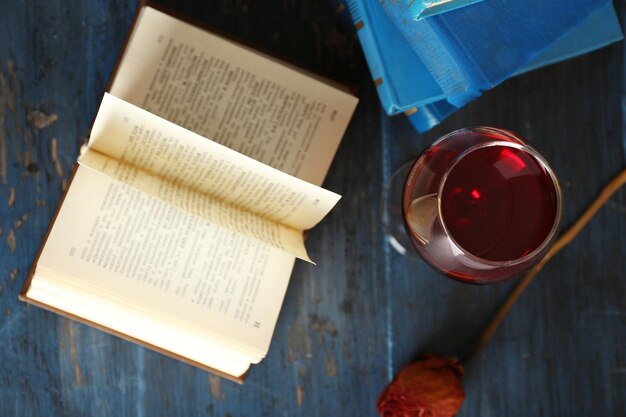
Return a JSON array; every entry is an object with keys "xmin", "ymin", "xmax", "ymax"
[
  {"xmin": 81, "ymin": 94, "xmax": 342, "ymax": 261},
  {"xmin": 80, "ymin": 149, "xmax": 311, "ymax": 262},
  {"xmin": 109, "ymin": 6, "xmax": 358, "ymax": 186},
  {"xmin": 34, "ymin": 165, "xmax": 295, "ymax": 358},
  {"xmin": 88, "ymin": 94, "xmax": 340, "ymax": 231},
  {"xmin": 27, "ymin": 276, "xmax": 253, "ymax": 377}
]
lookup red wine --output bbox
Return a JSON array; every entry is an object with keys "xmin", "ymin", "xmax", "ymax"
[
  {"xmin": 440, "ymin": 145, "xmax": 558, "ymax": 262},
  {"xmin": 403, "ymin": 128, "xmax": 561, "ymax": 284}
]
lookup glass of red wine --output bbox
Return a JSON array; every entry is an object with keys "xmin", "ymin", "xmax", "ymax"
[{"xmin": 397, "ymin": 127, "xmax": 562, "ymax": 284}]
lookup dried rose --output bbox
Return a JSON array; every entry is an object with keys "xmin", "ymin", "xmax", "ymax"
[{"xmin": 376, "ymin": 355, "xmax": 465, "ymax": 417}]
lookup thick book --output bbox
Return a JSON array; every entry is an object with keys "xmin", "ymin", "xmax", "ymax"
[
  {"xmin": 381, "ymin": 0, "xmax": 613, "ymax": 106},
  {"xmin": 407, "ymin": 2, "xmax": 624, "ymax": 132},
  {"xmin": 20, "ymin": 4, "xmax": 358, "ymax": 383},
  {"xmin": 342, "ymin": 0, "xmax": 622, "ymax": 131}
]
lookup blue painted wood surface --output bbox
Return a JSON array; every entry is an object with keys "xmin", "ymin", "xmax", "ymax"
[{"xmin": 0, "ymin": 1, "xmax": 625, "ymax": 416}]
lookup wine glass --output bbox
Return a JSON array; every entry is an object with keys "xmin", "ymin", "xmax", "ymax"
[{"xmin": 387, "ymin": 127, "xmax": 562, "ymax": 284}]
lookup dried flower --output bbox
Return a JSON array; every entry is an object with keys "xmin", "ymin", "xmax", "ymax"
[
  {"xmin": 376, "ymin": 170, "xmax": 626, "ymax": 417},
  {"xmin": 376, "ymin": 355, "xmax": 465, "ymax": 417}
]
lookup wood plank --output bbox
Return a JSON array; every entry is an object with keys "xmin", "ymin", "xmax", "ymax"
[{"xmin": 0, "ymin": 0, "xmax": 623, "ymax": 416}]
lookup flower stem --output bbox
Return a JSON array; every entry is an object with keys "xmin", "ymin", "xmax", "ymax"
[{"xmin": 464, "ymin": 167, "xmax": 626, "ymax": 363}]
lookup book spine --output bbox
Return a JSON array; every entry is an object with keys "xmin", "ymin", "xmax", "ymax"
[
  {"xmin": 332, "ymin": 0, "xmax": 461, "ymax": 130},
  {"xmin": 379, "ymin": 0, "xmax": 478, "ymax": 107},
  {"xmin": 341, "ymin": 0, "xmax": 403, "ymax": 114}
]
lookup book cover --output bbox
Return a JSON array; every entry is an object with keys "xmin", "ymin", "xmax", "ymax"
[
  {"xmin": 407, "ymin": 3, "xmax": 623, "ymax": 132},
  {"xmin": 340, "ymin": 0, "xmax": 622, "ymax": 131},
  {"xmin": 381, "ymin": 0, "xmax": 612, "ymax": 106}
]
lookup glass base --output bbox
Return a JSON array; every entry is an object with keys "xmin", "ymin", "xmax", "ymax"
[{"xmin": 381, "ymin": 161, "xmax": 421, "ymax": 259}]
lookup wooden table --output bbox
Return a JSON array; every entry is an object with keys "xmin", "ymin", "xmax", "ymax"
[{"xmin": 1, "ymin": 1, "xmax": 624, "ymax": 415}]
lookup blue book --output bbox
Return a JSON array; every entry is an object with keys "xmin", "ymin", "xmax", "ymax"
[
  {"xmin": 401, "ymin": 0, "xmax": 484, "ymax": 20},
  {"xmin": 345, "ymin": 0, "xmax": 447, "ymax": 114},
  {"xmin": 381, "ymin": 0, "xmax": 612, "ymax": 106},
  {"xmin": 342, "ymin": 0, "xmax": 622, "ymax": 132},
  {"xmin": 408, "ymin": 3, "xmax": 623, "ymax": 132}
]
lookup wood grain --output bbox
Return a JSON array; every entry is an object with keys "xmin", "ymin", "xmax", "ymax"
[{"xmin": 0, "ymin": 1, "xmax": 624, "ymax": 416}]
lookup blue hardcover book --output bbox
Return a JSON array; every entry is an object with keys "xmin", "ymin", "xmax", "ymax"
[
  {"xmin": 407, "ymin": 3, "xmax": 623, "ymax": 132},
  {"xmin": 345, "ymin": 0, "xmax": 447, "ymax": 114},
  {"xmin": 381, "ymin": 0, "xmax": 612, "ymax": 106},
  {"xmin": 342, "ymin": 0, "xmax": 622, "ymax": 132},
  {"xmin": 402, "ymin": 0, "xmax": 484, "ymax": 20},
  {"xmin": 512, "ymin": 2, "xmax": 623, "ymax": 76}
]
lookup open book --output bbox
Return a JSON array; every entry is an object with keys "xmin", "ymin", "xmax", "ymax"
[{"xmin": 20, "ymin": 4, "xmax": 358, "ymax": 382}]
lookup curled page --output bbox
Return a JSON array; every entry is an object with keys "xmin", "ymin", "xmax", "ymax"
[
  {"xmin": 80, "ymin": 93, "xmax": 343, "ymax": 262},
  {"xmin": 79, "ymin": 150, "xmax": 312, "ymax": 263}
]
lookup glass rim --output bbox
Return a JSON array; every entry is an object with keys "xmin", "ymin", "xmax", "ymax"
[{"xmin": 403, "ymin": 126, "xmax": 563, "ymax": 267}]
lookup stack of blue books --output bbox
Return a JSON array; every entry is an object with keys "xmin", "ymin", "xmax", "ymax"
[{"xmin": 338, "ymin": 0, "xmax": 622, "ymax": 132}]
